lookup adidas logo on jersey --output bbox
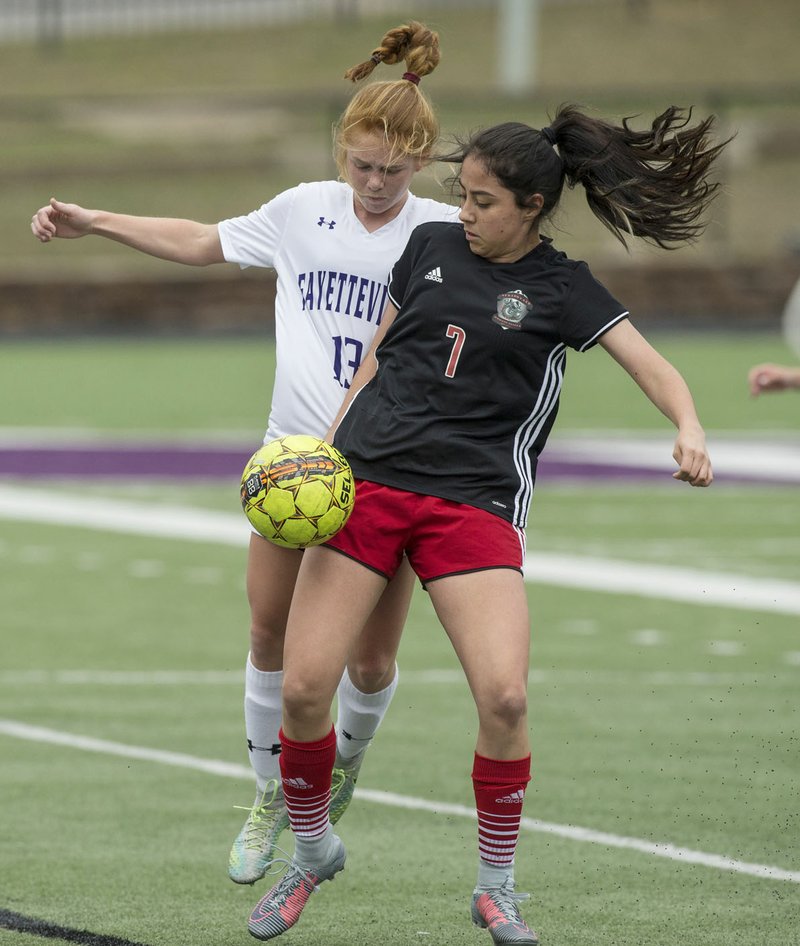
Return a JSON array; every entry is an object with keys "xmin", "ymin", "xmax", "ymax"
[
  {"xmin": 495, "ymin": 790, "xmax": 525, "ymax": 804},
  {"xmin": 283, "ymin": 777, "xmax": 312, "ymax": 789},
  {"xmin": 424, "ymin": 266, "xmax": 443, "ymax": 283}
]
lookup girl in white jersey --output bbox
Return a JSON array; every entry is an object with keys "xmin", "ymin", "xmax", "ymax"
[
  {"xmin": 31, "ymin": 20, "xmax": 458, "ymax": 890},
  {"xmin": 245, "ymin": 105, "xmax": 728, "ymax": 944}
]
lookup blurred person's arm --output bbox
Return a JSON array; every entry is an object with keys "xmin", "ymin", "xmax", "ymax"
[
  {"xmin": 748, "ymin": 363, "xmax": 800, "ymax": 396},
  {"xmin": 31, "ymin": 197, "xmax": 224, "ymax": 266}
]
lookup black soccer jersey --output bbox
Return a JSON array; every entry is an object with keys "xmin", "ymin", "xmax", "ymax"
[{"xmin": 334, "ymin": 221, "xmax": 628, "ymax": 528}]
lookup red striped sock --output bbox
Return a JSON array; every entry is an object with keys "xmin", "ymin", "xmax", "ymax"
[
  {"xmin": 279, "ymin": 726, "xmax": 336, "ymax": 840},
  {"xmin": 472, "ymin": 752, "xmax": 532, "ymax": 867}
]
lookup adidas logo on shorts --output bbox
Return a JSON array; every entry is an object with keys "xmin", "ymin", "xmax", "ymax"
[{"xmin": 424, "ymin": 266, "xmax": 443, "ymax": 283}]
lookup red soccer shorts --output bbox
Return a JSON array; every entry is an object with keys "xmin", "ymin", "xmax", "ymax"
[{"xmin": 324, "ymin": 479, "xmax": 526, "ymax": 583}]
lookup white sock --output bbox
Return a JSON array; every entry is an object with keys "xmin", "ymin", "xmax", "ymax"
[
  {"xmin": 244, "ymin": 653, "xmax": 283, "ymax": 794},
  {"xmin": 293, "ymin": 825, "xmax": 337, "ymax": 869},
  {"xmin": 335, "ymin": 664, "xmax": 399, "ymax": 761},
  {"xmin": 476, "ymin": 859, "xmax": 515, "ymax": 891}
]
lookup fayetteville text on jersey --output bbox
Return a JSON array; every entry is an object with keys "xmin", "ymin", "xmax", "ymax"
[{"xmin": 297, "ymin": 270, "xmax": 390, "ymax": 323}]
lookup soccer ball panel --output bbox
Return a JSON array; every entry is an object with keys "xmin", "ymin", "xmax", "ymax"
[
  {"xmin": 277, "ymin": 517, "xmax": 320, "ymax": 549},
  {"xmin": 293, "ymin": 479, "xmax": 334, "ymax": 518},
  {"xmin": 263, "ymin": 487, "xmax": 296, "ymax": 520},
  {"xmin": 316, "ymin": 505, "xmax": 346, "ymax": 537}
]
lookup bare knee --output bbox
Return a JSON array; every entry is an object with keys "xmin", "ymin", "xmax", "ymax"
[
  {"xmin": 246, "ymin": 537, "xmax": 301, "ymax": 670},
  {"xmin": 480, "ymin": 683, "xmax": 528, "ymax": 735},
  {"xmin": 346, "ymin": 653, "xmax": 397, "ymax": 693},
  {"xmin": 249, "ymin": 608, "xmax": 287, "ymax": 670},
  {"xmin": 346, "ymin": 605, "xmax": 404, "ymax": 693},
  {"xmin": 282, "ymin": 673, "xmax": 332, "ymax": 733}
]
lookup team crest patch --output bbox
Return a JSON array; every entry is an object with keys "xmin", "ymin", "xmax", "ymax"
[{"xmin": 492, "ymin": 290, "xmax": 532, "ymax": 330}]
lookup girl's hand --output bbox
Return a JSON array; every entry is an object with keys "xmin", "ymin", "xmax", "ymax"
[
  {"xmin": 672, "ymin": 425, "xmax": 713, "ymax": 486},
  {"xmin": 748, "ymin": 363, "xmax": 800, "ymax": 395},
  {"xmin": 31, "ymin": 197, "xmax": 94, "ymax": 242}
]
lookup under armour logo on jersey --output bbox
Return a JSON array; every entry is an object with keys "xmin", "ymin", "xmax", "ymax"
[
  {"xmin": 424, "ymin": 266, "xmax": 443, "ymax": 283},
  {"xmin": 248, "ymin": 739, "xmax": 282, "ymax": 756},
  {"xmin": 283, "ymin": 776, "xmax": 312, "ymax": 789},
  {"xmin": 317, "ymin": 216, "xmax": 336, "ymax": 229}
]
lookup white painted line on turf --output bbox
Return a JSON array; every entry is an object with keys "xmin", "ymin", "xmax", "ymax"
[
  {"xmin": 0, "ymin": 718, "xmax": 249, "ymax": 780},
  {"xmin": 0, "ymin": 670, "xmax": 247, "ymax": 685},
  {"xmin": 1, "ymin": 718, "xmax": 797, "ymax": 885},
  {"xmin": 355, "ymin": 788, "xmax": 800, "ymax": 884},
  {"xmin": 522, "ymin": 552, "xmax": 800, "ymax": 616},
  {"xmin": 2, "ymin": 485, "xmax": 800, "ymax": 615},
  {"xmin": 0, "ymin": 485, "xmax": 249, "ymax": 546},
  {"xmin": 0, "ymin": 669, "xmax": 795, "ymax": 687}
]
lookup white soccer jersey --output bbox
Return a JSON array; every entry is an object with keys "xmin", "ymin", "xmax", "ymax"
[{"xmin": 218, "ymin": 180, "xmax": 459, "ymax": 441}]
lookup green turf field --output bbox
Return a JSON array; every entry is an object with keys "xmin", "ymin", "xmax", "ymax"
[
  {"xmin": 1, "ymin": 334, "xmax": 799, "ymax": 946},
  {"xmin": 1, "ymin": 331, "xmax": 799, "ymax": 433}
]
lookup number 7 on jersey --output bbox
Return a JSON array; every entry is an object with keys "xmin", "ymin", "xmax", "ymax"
[{"xmin": 445, "ymin": 324, "xmax": 466, "ymax": 378}]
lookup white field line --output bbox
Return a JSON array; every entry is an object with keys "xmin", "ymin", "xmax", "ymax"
[
  {"xmin": 0, "ymin": 485, "xmax": 248, "ymax": 546},
  {"xmin": 522, "ymin": 552, "xmax": 800, "ymax": 615},
  {"xmin": 0, "ymin": 669, "xmax": 794, "ymax": 687},
  {"xmin": 1, "ymin": 485, "xmax": 800, "ymax": 615},
  {"xmin": 1, "ymin": 718, "xmax": 797, "ymax": 885}
]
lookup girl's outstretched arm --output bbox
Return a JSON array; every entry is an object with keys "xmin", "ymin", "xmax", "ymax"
[
  {"xmin": 31, "ymin": 197, "xmax": 224, "ymax": 266},
  {"xmin": 599, "ymin": 320, "xmax": 713, "ymax": 487}
]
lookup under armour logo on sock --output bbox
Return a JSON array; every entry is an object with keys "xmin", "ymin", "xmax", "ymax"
[
  {"xmin": 340, "ymin": 729, "xmax": 370, "ymax": 744},
  {"xmin": 247, "ymin": 739, "xmax": 282, "ymax": 756}
]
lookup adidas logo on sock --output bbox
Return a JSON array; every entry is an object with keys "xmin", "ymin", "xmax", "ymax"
[
  {"xmin": 495, "ymin": 790, "xmax": 525, "ymax": 804},
  {"xmin": 283, "ymin": 777, "xmax": 312, "ymax": 789},
  {"xmin": 424, "ymin": 266, "xmax": 443, "ymax": 283}
]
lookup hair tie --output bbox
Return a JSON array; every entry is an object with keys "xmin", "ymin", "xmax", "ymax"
[
  {"xmin": 540, "ymin": 126, "xmax": 557, "ymax": 146},
  {"xmin": 402, "ymin": 71, "xmax": 421, "ymax": 85},
  {"xmin": 370, "ymin": 53, "xmax": 383, "ymax": 65}
]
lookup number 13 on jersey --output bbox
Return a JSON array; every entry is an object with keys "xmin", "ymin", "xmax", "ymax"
[{"xmin": 332, "ymin": 335, "xmax": 364, "ymax": 389}]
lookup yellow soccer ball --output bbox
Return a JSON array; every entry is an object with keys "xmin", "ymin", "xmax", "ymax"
[{"xmin": 240, "ymin": 435, "xmax": 355, "ymax": 549}]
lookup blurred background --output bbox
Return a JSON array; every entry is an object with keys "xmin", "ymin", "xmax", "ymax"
[{"xmin": 2, "ymin": 0, "xmax": 800, "ymax": 336}]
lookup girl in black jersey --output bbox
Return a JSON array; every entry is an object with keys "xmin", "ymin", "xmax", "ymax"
[{"xmin": 247, "ymin": 105, "xmax": 727, "ymax": 944}]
